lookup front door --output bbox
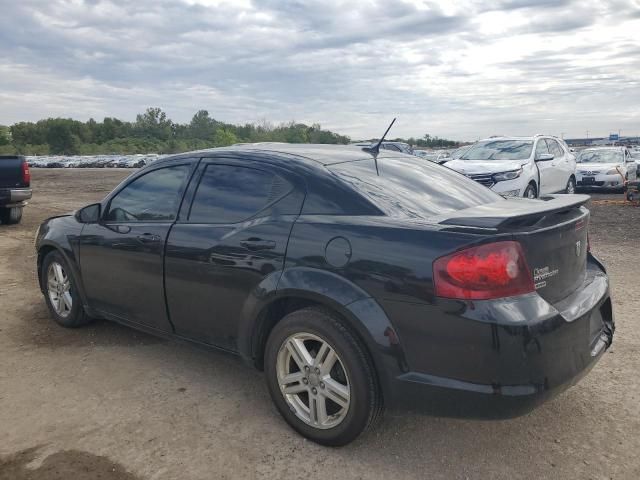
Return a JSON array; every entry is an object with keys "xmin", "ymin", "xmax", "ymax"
[
  {"xmin": 164, "ymin": 158, "xmax": 304, "ymax": 350},
  {"xmin": 80, "ymin": 162, "xmax": 194, "ymax": 332},
  {"xmin": 534, "ymin": 139, "xmax": 556, "ymax": 195}
]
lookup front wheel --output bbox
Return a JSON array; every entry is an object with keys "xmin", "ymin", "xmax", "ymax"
[
  {"xmin": 565, "ymin": 177, "xmax": 576, "ymax": 194},
  {"xmin": 41, "ymin": 251, "xmax": 93, "ymax": 328},
  {"xmin": 523, "ymin": 183, "xmax": 537, "ymax": 199},
  {"xmin": 264, "ymin": 307, "xmax": 383, "ymax": 446},
  {"xmin": 0, "ymin": 206, "xmax": 23, "ymax": 224}
]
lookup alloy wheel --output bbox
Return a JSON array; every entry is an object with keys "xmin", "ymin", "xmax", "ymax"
[
  {"xmin": 567, "ymin": 179, "xmax": 576, "ymax": 194},
  {"xmin": 276, "ymin": 332, "xmax": 351, "ymax": 429},
  {"xmin": 47, "ymin": 261, "xmax": 73, "ymax": 318}
]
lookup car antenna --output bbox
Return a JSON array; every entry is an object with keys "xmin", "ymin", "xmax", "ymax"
[{"xmin": 363, "ymin": 117, "xmax": 396, "ymax": 176}]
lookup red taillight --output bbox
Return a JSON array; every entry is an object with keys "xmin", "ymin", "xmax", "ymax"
[
  {"xmin": 21, "ymin": 160, "xmax": 31, "ymax": 186},
  {"xmin": 433, "ymin": 241, "xmax": 534, "ymax": 300}
]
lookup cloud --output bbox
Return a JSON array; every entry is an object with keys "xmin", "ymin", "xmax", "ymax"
[{"xmin": 0, "ymin": 0, "xmax": 639, "ymax": 140}]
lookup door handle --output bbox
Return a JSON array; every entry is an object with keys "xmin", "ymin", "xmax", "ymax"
[
  {"xmin": 137, "ymin": 233, "xmax": 161, "ymax": 243},
  {"xmin": 240, "ymin": 238, "xmax": 276, "ymax": 251}
]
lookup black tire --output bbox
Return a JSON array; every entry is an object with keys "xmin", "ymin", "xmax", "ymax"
[
  {"xmin": 523, "ymin": 183, "xmax": 537, "ymax": 199},
  {"xmin": 0, "ymin": 206, "xmax": 23, "ymax": 225},
  {"xmin": 41, "ymin": 251, "xmax": 93, "ymax": 328},
  {"xmin": 264, "ymin": 307, "xmax": 383, "ymax": 446},
  {"xmin": 565, "ymin": 176, "xmax": 576, "ymax": 194}
]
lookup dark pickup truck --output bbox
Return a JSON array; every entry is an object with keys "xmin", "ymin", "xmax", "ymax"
[{"xmin": 0, "ymin": 155, "xmax": 32, "ymax": 224}]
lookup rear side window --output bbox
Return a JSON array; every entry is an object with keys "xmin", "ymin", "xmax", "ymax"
[
  {"xmin": 106, "ymin": 165, "xmax": 190, "ymax": 222},
  {"xmin": 382, "ymin": 144, "xmax": 401, "ymax": 152},
  {"xmin": 189, "ymin": 164, "xmax": 285, "ymax": 223},
  {"xmin": 329, "ymin": 157, "xmax": 502, "ymax": 219}
]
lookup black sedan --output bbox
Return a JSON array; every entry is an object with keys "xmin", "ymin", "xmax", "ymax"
[{"xmin": 35, "ymin": 144, "xmax": 614, "ymax": 446}]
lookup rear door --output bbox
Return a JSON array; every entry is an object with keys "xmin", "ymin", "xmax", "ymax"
[
  {"xmin": 80, "ymin": 161, "xmax": 195, "ymax": 332},
  {"xmin": 534, "ymin": 139, "xmax": 556, "ymax": 195},
  {"xmin": 164, "ymin": 156, "xmax": 305, "ymax": 350}
]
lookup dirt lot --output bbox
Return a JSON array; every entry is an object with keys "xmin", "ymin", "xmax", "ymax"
[{"xmin": 1, "ymin": 169, "xmax": 639, "ymax": 479}]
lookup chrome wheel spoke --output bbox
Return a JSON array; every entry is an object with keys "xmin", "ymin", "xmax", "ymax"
[
  {"xmin": 53, "ymin": 263, "xmax": 65, "ymax": 283},
  {"xmin": 286, "ymin": 338, "xmax": 314, "ymax": 370},
  {"xmin": 323, "ymin": 378, "xmax": 350, "ymax": 409},
  {"xmin": 61, "ymin": 292, "xmax": 73, "ymax": 311}
]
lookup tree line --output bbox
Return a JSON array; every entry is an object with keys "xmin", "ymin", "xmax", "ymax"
[{"xmin": 0, "ymin": 108, "xmax": 459, "ymax": 155}]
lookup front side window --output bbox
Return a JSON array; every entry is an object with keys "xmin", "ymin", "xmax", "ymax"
[
  {"xmin": 106, "ymin": 165, "xmax": 190, "ymax": 222},
  {"xmin": 189, "ymin": 164, "xmax": 284, "ymax": 223},
  {"xmin": 546, "ymin": 139, "xmax": 564, "ymax": 157},
  {"xmin": 460, "ymin": 140, "xmax": 533, "ymax": 161},
  {"xmin": 535, "ymin": 139, "xmax": 550, "ymax": 159}
]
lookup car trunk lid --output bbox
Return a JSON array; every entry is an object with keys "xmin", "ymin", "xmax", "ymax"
[{"xmin": 436, "ymin": 195, "xmax": 590, "ymax": 305}]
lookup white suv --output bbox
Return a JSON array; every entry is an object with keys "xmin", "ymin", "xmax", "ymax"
[{"xmin": 444, "ymin": 136, "xmax": 577, "ymax": 198}]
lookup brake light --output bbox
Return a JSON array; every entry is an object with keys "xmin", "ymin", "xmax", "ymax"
[
  {"xmin": 433, "ymin": 241, "xmax": 534, "ymax": 300},
  {"xmin": 21, "ymin": 160, "xmax": 31, "ymax": 186}
]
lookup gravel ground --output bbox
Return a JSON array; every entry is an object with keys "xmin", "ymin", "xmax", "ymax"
[{"xmin": 1, "ymin": 169, "xmax": 639, "ymax": 480}]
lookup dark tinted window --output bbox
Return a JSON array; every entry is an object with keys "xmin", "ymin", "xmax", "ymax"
[
  {"xmin": 535, "ymin": 139, "xmax": 549, "ymax": 159},
  {"xmin": 382, "ymin": 144, "xmax": 401, "ymax": 152},
  {"xmin": 329, "ymin": 157, "xmax": 502, "ymax": 219},
  {"xmin": 546, "ymin": 139, "xmax": 564, "ymax": 157},
  {"xmin": 189, "ymin": 164, "xmax": 283, "ymax": 223},
  {"xmin": 106, "ymin": 165, "xmax": 190, "ymax": 222}
]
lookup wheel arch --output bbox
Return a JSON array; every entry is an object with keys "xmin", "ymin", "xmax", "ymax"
[
  {"xmin": 37, "ymin": 241, "xmax": 90, "ymax": 311},
  {"xmin": 237, "ymin": 267, "xmax": 409, "ymax": 407}
]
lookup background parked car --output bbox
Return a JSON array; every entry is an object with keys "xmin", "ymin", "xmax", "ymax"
[
  {"xmin": 0, "ymin": 155, "xmax": 32, "ymax": 224},
  {"xmin": 443, "ymin": 135, "xmax": 576, "ymax": 198},
  {"xmin": 575, "ymin": 147, "xmax": 637, "ymax": 190}
]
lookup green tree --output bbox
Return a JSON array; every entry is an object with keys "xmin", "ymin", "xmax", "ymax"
[
  {"xmin": 0, "ymin": 125, "xmax": 10, "ymax": 146},
  {"xmin": 213, "ymin": 128, "xmax": 237, "ymax": 147},
  {"xmin": 135, "ymin": 107, "xmax": 173, "ymax": 140}
]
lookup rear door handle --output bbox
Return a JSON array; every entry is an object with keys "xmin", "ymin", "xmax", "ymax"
[
  {"xmin": 137, "ymin": 233, "xmax": 161, "ymax": 243},
  {"xmin": 240, "ymin": 238, "xmax": 276, "ymax": 251}
]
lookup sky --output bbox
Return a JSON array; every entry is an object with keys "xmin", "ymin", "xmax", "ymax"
[{"xmin": 0, "ymin": 0, "xmax": 639, "ymax": 141}]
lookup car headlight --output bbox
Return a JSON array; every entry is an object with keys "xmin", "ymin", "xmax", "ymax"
[
  {"xmin": 493, "ymin": 168, "xmax": 523, "ymax": 182},
  {"xmin": 606, "ymin": 168, "xmax": 622, "ymax": 175}
]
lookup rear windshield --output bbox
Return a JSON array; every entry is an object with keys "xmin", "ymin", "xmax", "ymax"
[
  {"xmin": 460, "ymin": 140, "xmax": 533, "ymax": 161},
  {"xmin": 329, "ymin": 156, "xmax": 502, "ymax": 218}
]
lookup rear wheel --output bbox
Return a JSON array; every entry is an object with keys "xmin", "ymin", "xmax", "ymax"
[
  {"xmin": 41, "ymin": 251, "xmax": 93, "ymax": 328},
  {"xmin": 523, "ymin": 183, "xmax": 537, "ymax": 199},
  {"xmin": 0, "ymin": 206, "xmax": 23, "ymax": 224},
  {"xmin": 264, "ymin": 307, "xmax": 382, "ymax": 446}
]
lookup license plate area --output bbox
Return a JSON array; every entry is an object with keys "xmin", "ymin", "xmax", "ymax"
[{"xmin": 583, "ymin": 177, "xmax": 596, "ymax": 184}]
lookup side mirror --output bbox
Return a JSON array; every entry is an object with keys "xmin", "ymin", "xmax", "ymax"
[
  {"xmin": 536, "ymin": 153, "xmax": 555, "ymax": 162},
  {"xmin": 76, "ymin": 203, "xmax": 101, "ymax": 223}
]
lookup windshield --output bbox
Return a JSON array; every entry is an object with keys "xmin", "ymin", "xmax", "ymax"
[
  {"xmin": 576, "ymin": 150, "xmax": 623, "ymax": 164},
  {"xmin": 459, "ymin": 140, "xmax": 533, "ymax": 161}
]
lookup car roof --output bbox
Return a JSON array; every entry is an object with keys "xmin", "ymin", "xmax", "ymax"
[
  {"xmin": 478, "ymin": 136, "xmax": 555, "ymax": 142},
  {"xmin": 156, "ymin": 143, "xmax": 406, "ymax": 167}
]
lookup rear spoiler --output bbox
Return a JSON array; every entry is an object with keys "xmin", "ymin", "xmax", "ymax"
[{"xmin": 438, "ymin": 194, "xmax": 590, "ymax": 229}]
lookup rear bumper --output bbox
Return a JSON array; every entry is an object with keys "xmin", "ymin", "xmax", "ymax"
[
  {"xmin": 0, "ymin": 187, "xmax": 32, "ymax": 207},
  {"xmin": 382, "ymin": 256, "xmax": 614, "ymax": 417}
]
